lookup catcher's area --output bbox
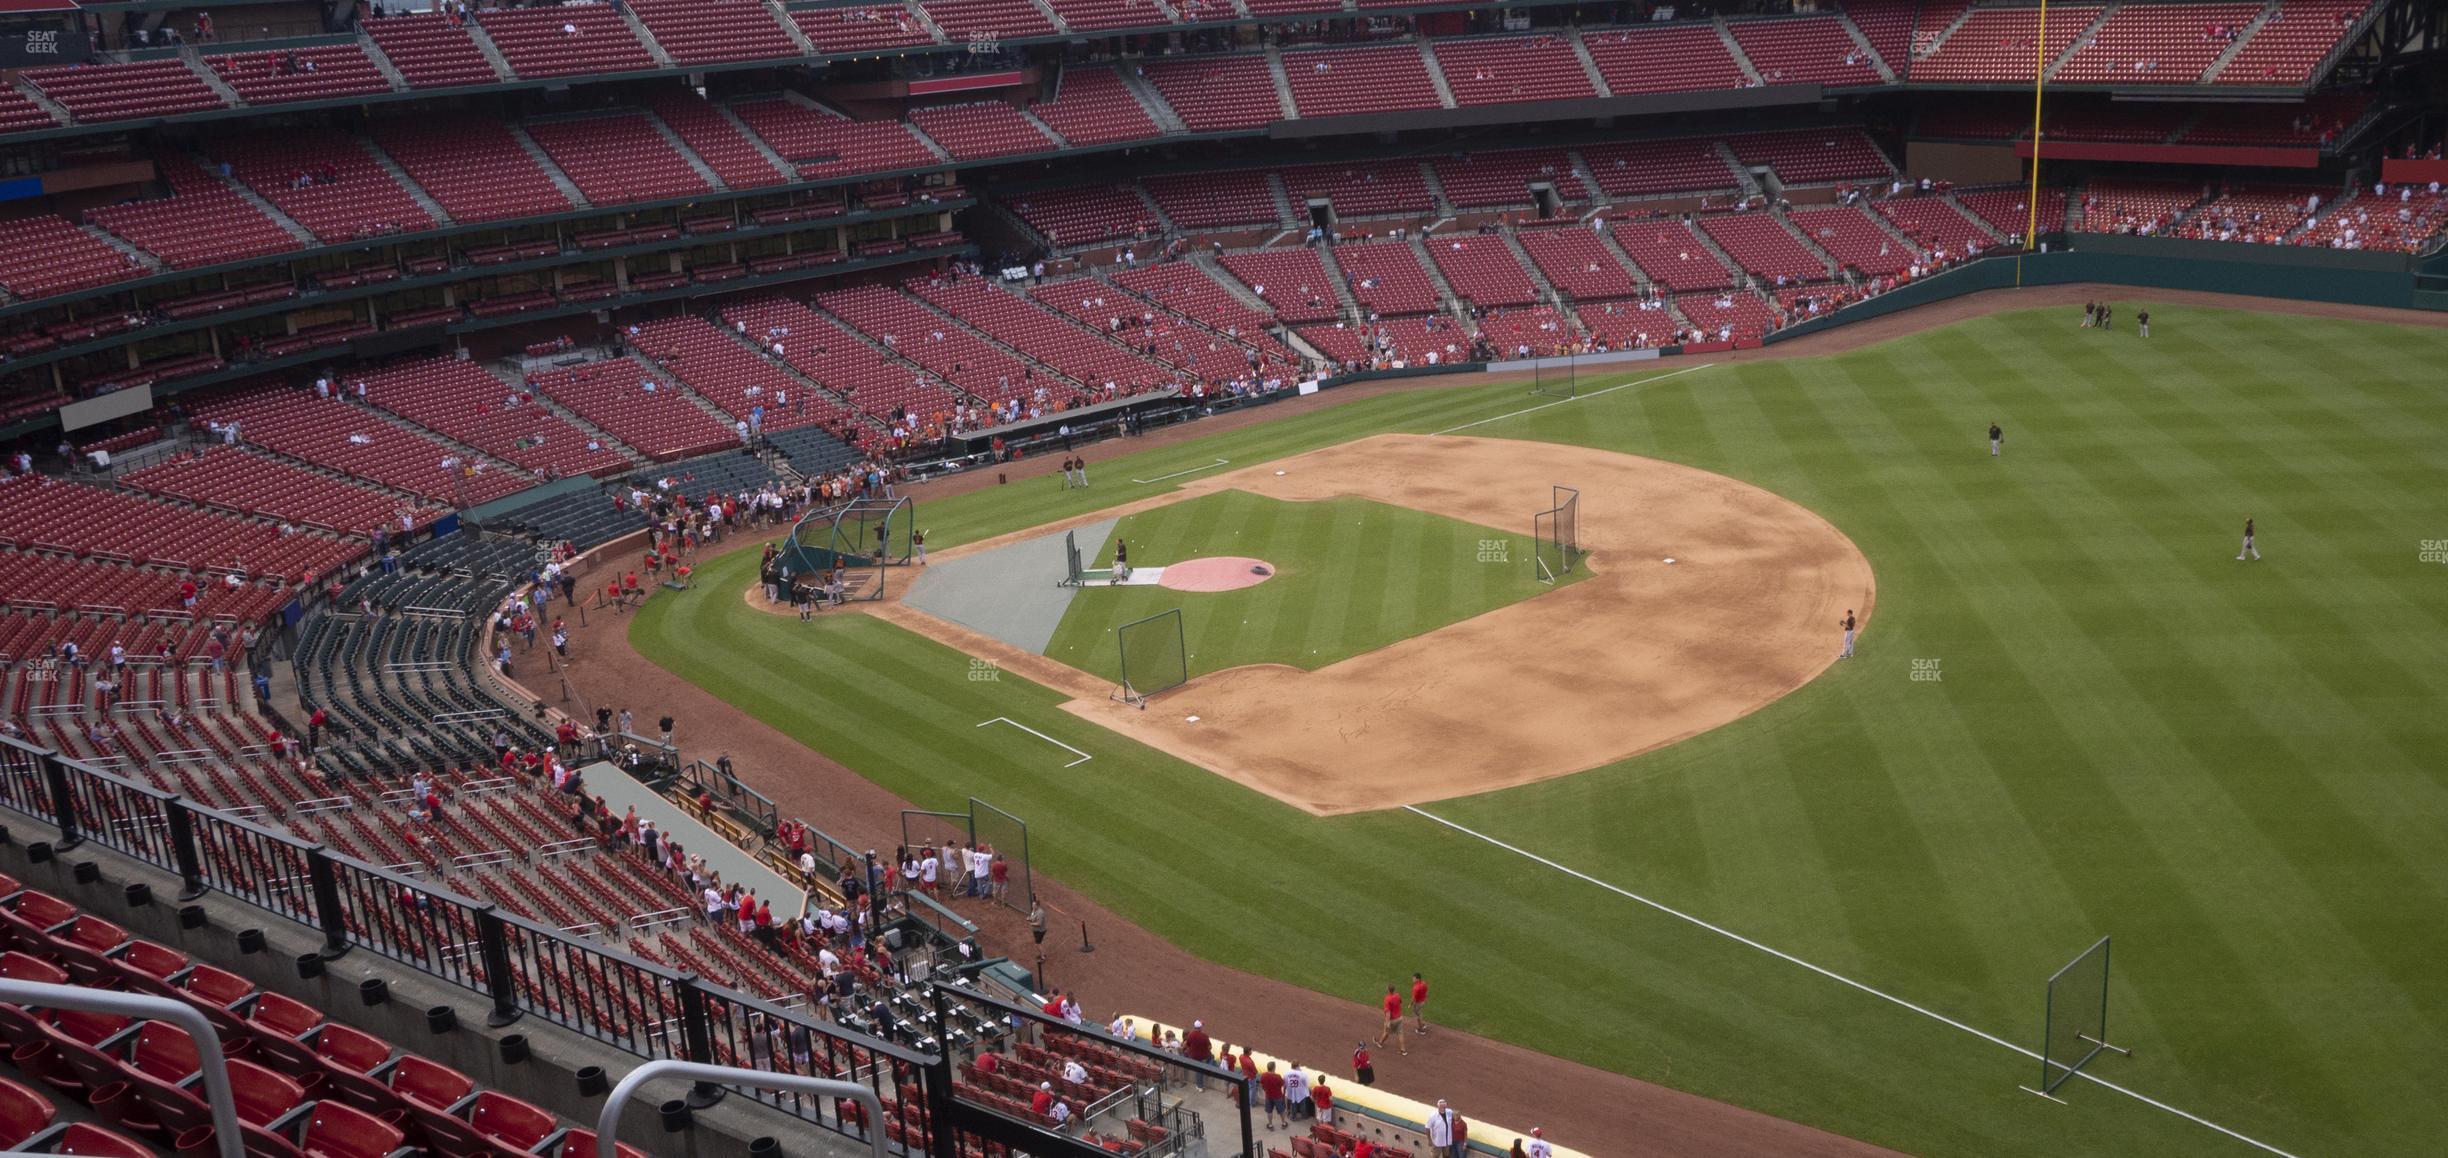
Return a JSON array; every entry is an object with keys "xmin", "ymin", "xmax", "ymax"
[{"xmin": 869, "ymin": 433, "xmax": 1875, "ymax": 815}]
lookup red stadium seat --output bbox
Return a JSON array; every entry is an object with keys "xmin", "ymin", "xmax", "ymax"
[{"xmin": 0, "ymin": 1076, "xmax": 58, "ymax": 1147}]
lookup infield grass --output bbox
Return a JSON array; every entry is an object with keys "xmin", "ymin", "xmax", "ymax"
[
  {"xmin": 1045, "ymin": 491, "xmax": 1575, "ymax": 683},
  {"xmin": 632, "ymin": 304, "xmax": 2448, "ymax": 1158}
]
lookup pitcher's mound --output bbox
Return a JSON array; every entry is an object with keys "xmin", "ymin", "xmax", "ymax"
[{"xmin": 1160, "ymin": 557, "xmax": 1276, "ymax": 592}]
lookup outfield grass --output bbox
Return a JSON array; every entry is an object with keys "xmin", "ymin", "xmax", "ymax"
[
  {"xmin": 1045, "ymin": 490, "xmax": 1570, "ymax": 683},
  {"xmin": 633, "ymin": 305, "xmax": 2448, "ymax": 1158}
]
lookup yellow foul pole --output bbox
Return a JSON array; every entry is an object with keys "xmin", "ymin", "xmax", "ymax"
[{"xmin": 2020, "ymin": 0, "xmax": 2051, "ymax": 285}]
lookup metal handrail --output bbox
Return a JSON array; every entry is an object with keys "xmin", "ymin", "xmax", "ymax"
[
  {"xmin": 595, "ymin": 1060, "xmax": 885, "ymax": 1158},
  {"xmin": 0, "ymin": 979, "xmax": 243, "ymax": 1158}
]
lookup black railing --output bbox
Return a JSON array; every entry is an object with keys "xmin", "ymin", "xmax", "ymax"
[{"xmin": 0, "ymin": 733, "xmax": 1059, "ymax": 1157}]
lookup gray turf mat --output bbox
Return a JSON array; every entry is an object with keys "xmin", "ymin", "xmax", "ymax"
[{"xmin": 902, "ymin": 517, "xmax": 1118, "ymax": 656}]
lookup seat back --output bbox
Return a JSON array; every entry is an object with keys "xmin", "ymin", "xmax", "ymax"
[
  {"xmin": 37, "ymin": 1120, "xmax": 158, "ymax": 1156},
  {"xmin": 246, "ymin": 994, "xmax": 322, "ymax": 1073},
  {"xmin": 227, "ymin": 1058, "xmax": 306, "ymax": 1127},
  {"xmin": 0, "ymin": 953, "xmax": 68, "ymax": 1048},
  {"xmin": 553, "ymin": 1128, "xmax": 649, "ymax": 1158},
  {"xmin": 310, "ymin": 1023, "xmax": 390, "ymax": 1077},
  {"xmin": 0, "ymin": 1075, "xmax": 58, "ymax": 1147},
  {"xmin": 124, "ymin": 1068, "xmax": 214, "ymax": 1137},
  {"xmin": 300, "ymin": 1100, "xmax": 406, "ymax": 1158},
  {"xmin": 386, "ymin": 1054, "xmax": 471, "ymax": 1113},
  {"xmin": 464, "ymin": 1091, "xmax": 555, "ymax": 1151},
  {"xmin": 130, "ymin": 1020, "xmax": 201, "ymax": 1083},
  {"xmin": 113, "ymin": 939, "xmax": 190, "ymax": 982}
]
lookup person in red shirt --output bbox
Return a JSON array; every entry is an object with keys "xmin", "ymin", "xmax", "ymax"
[
  {"xmin": 1312, "ymin": 1076, "xmax": 1335, "ymax": 1126},
  {"xmin": 1374, "ymin": 985, "xmax": 1408, "ymax": 1055},
  {"xmin": 1352, "ymin": 1139, "xmax": 1376, "ymax": 1158},
  {"xmin": 1351, "ymin": 1042, "xmax": 1375, "ymax": 1087},
  {"xmin": 1257, "ymin": 1062, "xmax": 1287, "ymax": 1129},
  {"xmin": 1029, "ymin": 1083, "xmax": 1053, "ymax": 1119},
  {"xmin": 1411, "ymin": 972, "xmax": 1431, "ymax": 1035},
  {"xmin": 975, "ymin": 1051, "xmax": 999, "ymax": 1075}
]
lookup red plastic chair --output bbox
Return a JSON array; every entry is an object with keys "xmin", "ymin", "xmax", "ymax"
[
  {"xmin": 551, "ymin": 1127, "xmax": 650, "ymax": 1158},
  {"xmin": 0, "ymin": 952, "xmax": 68, "ymax": 1051},
  {"xmin": 128, "ymin": 1020, "xmax": 201, "ymax": 1083},
  {"xmin": 21, "ymin": 1120, "xmax": 156, "ymax": 1156},
  {"xmin": 49, "ymin": 917, "xmax": 126, "ymax": 987},
  {"xmin": 387, "ymin": 1054, "xmax": 477, "ymax": 1154},
  {"xmin": 27, "ymin": 1008, "xmax": 130, "ymax": 1096},
  {"xmin": 298, "ymin": 1100, "xmax": 407, "ymax": 1158},
  {"xmin": 0, "ymin": 1076, "xmax": 58, "ymax": 1148},
  {"xmin": 0, "ymin": 892, "xmax": 77, "ymax": 955},
  {"xmin": 107, "ymin": 940, "xmax": 190, "ymax": 998},
  {"xmin": 245, "ymin": 992, "xmax": 324, "ymax": 1075},
  {"xmin": 463, "ymin": 1091, "xmax": 555, "ymax": 1153},
  {"xmin": 173, "ymin": 964, "xmax": 256, "ymax": 1045},
  {"xmin": 228, "ymin": 1058, "xmax": 307, "ymax": 1127}
]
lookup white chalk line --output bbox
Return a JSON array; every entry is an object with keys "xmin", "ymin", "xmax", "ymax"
[
  {"xmin": 1432, "ymin": 362, "xmax": 1717, "ymax": 436},
  {"xmin": 1131, "ymin": 458, "xmax": 1231, "ymax": 485},
  {"xmin": 976, "ymin": 717, "xmax": 1092, "ymax": 768},
  {"xmin": 1402, "ymin": 804, "xmax": 2304, "ymax": 1158}
]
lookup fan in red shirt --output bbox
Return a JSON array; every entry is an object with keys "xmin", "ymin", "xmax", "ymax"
[
  {"xmin": 1410, "ymin": 972, "xmax": 1431, "ymax": 1035},
  {"xmin": 1029, "ymin": 1083, "xmax": 1053, "ymax": 1118},
  {"xmin": 1312, "ymin": 1077, "xmax": 1335, "ymax": 1126},
  {"xmin": 1257, "ymin": 1064, "xmax": 1288, "ymax": 1129}
]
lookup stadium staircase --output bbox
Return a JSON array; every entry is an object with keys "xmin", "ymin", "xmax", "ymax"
[
  {"xmin": 1687, "ymin": 222, "xmax": 1751, "ymax": 288},
  {"xmin": 1564, "ymin": 27, "xmax": 1612, "ymax": 96},
  {"xmin": 181, "ymin": 49, "xmax": 244, "ymax": 107},
  {"xmin": 1913, "ymin": 4, "xmax": 1987, "ymax": 67},
  {"xmin": 644, "ymin": 111, "xmax": 726, "ymax": 190},
  {"xmin": 1262, "ymin": 171, "xmax": 1300, "ymax": 231},
  {"xmin": 1018, "ymin": 105, "xmax": 1069, "ymax": 150},
  {"xmin": 764, "ymin": 0, "xmax": 823, "ymax": 55},
  {"xmin": 1713, "ymin": 141, "xmax": 1766, "ymax": 200},
  {"xmin": 907, "ymin": 283, "xmax": 1090, "ymax": 391},
  {"xmin": 1836, "ymin": 10, "xmax": 1901, "ymax": 81},
  {"xmin": 1115, "ymin": 67, "xmax": 1187, "ymax": 134},
  {"xmin": 474, "ymin": 362, "xmax": 647, "ymax": 465},
  {"xmin": 505, "ymin": 125, "xmax": 589, "ymax": 209},
  {"xmin": 1416, "ymin": 39, "xmax": 1460, "ymax": 108},
  {"xmin": 2201, "ymin": 0, "xmax": 2282, "ymax": 80},
  {"xmin": 905, "ymin": 1, "xmax": 949, "ymax": 44},
  {"xmin": 10, "ymin": 78, "xmax": 70, "ymax": 126},
  {"xmin": 205, "ymin": 162, "xmax": 320, "ymax": 247},
  {"xmin": 359, "ymin": 38, "xmax": 414, "ymax": 91},
  {"xmin": 2043, "ymin": 2, "xmax": 2124, "ymax": 80},
  {"xmin": 1405, "ymin": 237, "xmax": 1469, "ymax": 322},
  {"xmin": 360, "ymin": 138, "xmax": 453, "ymax": 226},
  {"xmin": 1309, "ymin": 244, "xmax": 1367, "ymax": 323},
  {"xmin": 1262, "ymin": 46, "xmax": 1299, "ymax": 120},
  {"xmin": 1716, "ymin": 19, "xmax": 1767, "ymax": 85},
  {"xmin": 1417, "ymin": 162, "xmax": 1455, "ymax": 220},
  {"xmin": 1592, "ymin": 225, "xmax": 1658, "ymax": 290},
  {"xmin": 1773, "ymin": 210, "xmax": 1843, "ymax": 279},
  {"xmin": 1030, "ymin": 0, "xmax": 1072, "ymax": 35},
  {"xmin": 2306, "ymin": 1, "xmax": 2390, "ymax": 85},
  {"xmin": 81, "ymin": 222, "xmax": 164, "ymax": 274},
  {"xmin": 462, "ymin": 22, "xmax": 518, "ymax": 83},
  {"xmin": 715, "ymin": 102, "xmax": 795, "ymax": 176},
  {"xmin": 1501, "ymin": 229, "xmax": 1567, "ymax": 307},
  {"xmin": 1944, "ymin": 193, "xmax": 2014, "ymax": 243},
  {"xmin": 617, "ymin": 4, "xmax": 678, "ymax": 68},
  {"xmin": 1131, "ymin": 184, "xmax": 1178, "ymax": 235}
]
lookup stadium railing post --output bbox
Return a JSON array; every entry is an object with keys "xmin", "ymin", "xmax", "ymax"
[
  {"xmin": 166, "ymin": 796, "xmax": 208, "ymax": 901},
  {"xmin": 673, "ymin": 975, "xmax": 727, "ymax": 1108},
  {"xmin": 305, "ymin": 846, "xmax": 353, "ymax": 959},
  {"xmin": 39, "ymin": 749, "xmax": 81, "ymax": 851},
  {"xmin": 475, "ymin": 906, "xmax": 523, "ymax": 1027}
]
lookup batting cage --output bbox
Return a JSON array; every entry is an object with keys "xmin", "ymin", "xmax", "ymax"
[
  {"xmin": 2021, "ymin": 935, "xmax": 2131, "ymax": 1101},
  {"xmin": 1112, "ymin": 608, "xmax": 1187, "ymax": 707},
  {"xmin": 970, "ymin": 797, "xmax": 1033, "ymax": 912},
  {"xmin": 780, "ymin": 495, "xmax": 914, "ymax": 601},
  {"xmin": 1534, "ymin": 484, "xmax": 1582, "ymax": 584}
]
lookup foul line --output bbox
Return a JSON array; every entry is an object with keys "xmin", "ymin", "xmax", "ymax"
[
  {"xmin": 1402, "ymin": 805, "xmax": 2304, "ymax": 1158},
  {"xmin": 976, "ymin": 717, "xmax": 1092, "ymax": 768},
  {"xmin": 1131, "ymin": 458, "xmax": 1231, "ymax": 485},
  {"xmin": 1432, "ymin": 362, "xmax": 1717, "ymax": 436}
]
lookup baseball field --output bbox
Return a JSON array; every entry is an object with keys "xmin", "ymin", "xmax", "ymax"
[{"xmin": 629, "ymin": 302, "xmax": 2448, "ymax": 1157}]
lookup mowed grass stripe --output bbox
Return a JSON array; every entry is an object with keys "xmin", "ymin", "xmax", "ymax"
[{"xmin": 634, "ymin": 306, "xmax": 2448, "ymax": 1157}]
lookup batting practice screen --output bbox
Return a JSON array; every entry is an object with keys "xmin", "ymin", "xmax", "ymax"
[
  {"xmin": 2024, "ymin": 935, "xmax": 2128, "ymax": 1099},
  {"xmin": 970, "ymin": 797, "xmax": 1033, "ymax": 913},
  {"xmin": 1534, "ymin": 484, "xmax": 1583, "ymax": 584},
  {"xmin": 1113, "ymin": 608, "xmax": 1187, "ymax": 707}
]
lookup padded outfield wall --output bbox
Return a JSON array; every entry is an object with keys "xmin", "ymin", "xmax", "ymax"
[{"xmin": 1768, "ymin": 235, "xmax": 2430, "ymax": 345}]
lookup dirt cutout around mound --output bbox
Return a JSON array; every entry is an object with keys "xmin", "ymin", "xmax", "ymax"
[{"xmin": 878, "ymin": 433, "xmax": 1875, "ymax": 816}]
